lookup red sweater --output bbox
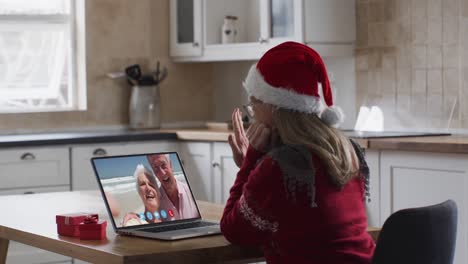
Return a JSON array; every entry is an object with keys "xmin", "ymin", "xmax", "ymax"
[{"xmin": 221, "ymin": 145, "xmax": 375, "ymax": 264}]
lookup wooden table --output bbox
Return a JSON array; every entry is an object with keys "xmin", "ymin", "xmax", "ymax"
[{"xmin": 0, "ymin": 191, "xmax": 380, "ymax": 263}]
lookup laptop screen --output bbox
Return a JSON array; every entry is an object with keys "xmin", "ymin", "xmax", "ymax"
[{"xmin": 91, "ymin": 152, "xmax": 201, "ymax": 229}]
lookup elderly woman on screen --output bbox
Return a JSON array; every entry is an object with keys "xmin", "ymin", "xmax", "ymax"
[{"xmin": 122, "ymin": 164, "xmax": 162, "ymax": 227}]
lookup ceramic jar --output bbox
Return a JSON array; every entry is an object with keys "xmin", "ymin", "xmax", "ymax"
[{"xmin": 221, "ymin": 15, "xmax": 238, "ymax": 44}]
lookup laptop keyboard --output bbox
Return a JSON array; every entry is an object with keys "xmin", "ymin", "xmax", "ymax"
[{"xmin": 143, "ymin": 221, "xmax": 218, "ymax": 233}]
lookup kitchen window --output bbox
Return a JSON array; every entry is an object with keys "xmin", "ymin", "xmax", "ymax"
[{"xmin": 0, "ymin": 0, "xmax": 86, "ymax": 113}]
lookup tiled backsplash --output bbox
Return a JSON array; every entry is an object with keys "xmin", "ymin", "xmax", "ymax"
[{"xmin": 356, "ymin": 0, "xmax": 468, "ymax": 131}]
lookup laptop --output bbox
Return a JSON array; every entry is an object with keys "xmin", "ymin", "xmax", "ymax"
[{"xmin": 91, "ymin": 152, "xmax": 221, "ymax": 240}]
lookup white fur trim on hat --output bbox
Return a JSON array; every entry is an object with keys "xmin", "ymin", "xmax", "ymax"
[
  {"xmin": 320, "ymin": 106, "xmax": 345, "ymax": 128},
  {"xmin": 243, "ymin": 65, "xmax": 322, "ymax": 114}
]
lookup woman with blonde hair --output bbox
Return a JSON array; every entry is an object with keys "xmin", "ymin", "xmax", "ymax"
[{"xmin": 221, "ymin": 42, "xmax": 374, "ymax": 263}]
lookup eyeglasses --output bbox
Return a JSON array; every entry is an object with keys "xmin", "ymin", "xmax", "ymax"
[{"xmin": 243, "ymin": 102, "xmax": 255, "ymax": 119}]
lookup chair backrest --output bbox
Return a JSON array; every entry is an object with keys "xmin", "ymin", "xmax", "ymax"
[{"xmin": 372, "ymin": 200, "xmax": 458, "ymax": 264}]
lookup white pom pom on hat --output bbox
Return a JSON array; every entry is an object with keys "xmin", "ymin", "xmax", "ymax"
[{"xmin": 243, "ymin": 41, "xmax": 344, "ymax": 128}]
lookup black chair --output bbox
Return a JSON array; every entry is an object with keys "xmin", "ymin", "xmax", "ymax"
[{"xmin": 372, "ymin": 200, "xmax": 458, "ymax": 264}]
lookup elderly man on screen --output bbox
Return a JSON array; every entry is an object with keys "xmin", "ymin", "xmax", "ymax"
[{"xmin": 147, "ymin": 154, "xmax": 199, "ymax": 220}]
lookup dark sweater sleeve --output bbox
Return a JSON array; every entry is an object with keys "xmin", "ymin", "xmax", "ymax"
[{"xmin": 220, "ymin": 146, "xmax": 282, "ymax": 245}]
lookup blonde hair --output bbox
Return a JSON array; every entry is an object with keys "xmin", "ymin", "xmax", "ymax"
[{"xmin": 272, "ymin": 108, "xmax": 359, "ymax": 187}]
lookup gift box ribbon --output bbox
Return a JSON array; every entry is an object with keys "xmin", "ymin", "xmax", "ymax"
[{"xmin": 83, "ymin": 215, "xmax": 98, "ymax": 224}]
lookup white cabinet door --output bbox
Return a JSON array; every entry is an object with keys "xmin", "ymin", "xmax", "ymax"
[
  {"xmin": 365, "ymin": 149, "xmax": 380, "ymax": 227},
  {"xmin": 380, "ymin": 151, "xmax": 468, "ymax": 264},
  {"xmin": 71, "ymin": 141, "xmax": 179, "ymax": 191},
  {"xmin": 1, "ymin": 186, "xmax": 71, "ymax": 264},
  {"xmin": 179, "ymin": 142, "xmax": 213, "ymax": 202},
  {"xmin": 212, "ymin": 142, "xmax": 238, "ymax": 204},
  {"xmin": 170, "ymin": 0, "xmax": 202, "ymax": 57},
  {"xmin": 261, "ymin": 0, "xmax": 304, "ymax": 47},
  {"xmin": 0, "ymin": 147, "xmax": 70, "ymax": 190},
  {"xmin": 174, "ymin": 0, "xmax": 304, "ymax": 61},
  {"xmin": 304, "ymin": 0, "xmax": 356, "ymax": 56}
]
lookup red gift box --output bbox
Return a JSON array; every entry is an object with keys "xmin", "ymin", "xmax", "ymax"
[
  {"xmin": 56, "ymin": 213, "xmax": 99, "ymax": 237},
  {"xmin": 79, "ymin": 216, "xmax": 107, "ymax": 240}
]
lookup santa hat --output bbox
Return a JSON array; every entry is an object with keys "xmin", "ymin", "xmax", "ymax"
[{"xmin": 243, "ymin": 41, "xmax": 344, "ymax": 127}]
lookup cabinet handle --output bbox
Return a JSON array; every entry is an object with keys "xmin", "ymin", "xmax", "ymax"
[
  {"xmin": 93, "ymin": 148, "xmax": 107, "ymax": 156},
  {"xmin": 20, "ymin": 152, "xmax": 36, "ymax": 160},
  {"xmin": 258, "ymin": 38, "xmax": 268, "ymax": 44},
  {"xmin": 212, "ymin": 162, "xmax": 220, "ymax": 168},
  {"xmin": 24, "ymin": 191, "xmax": 35, "ymax": 195},
  {"xmin": 193, "ymin": 42, "xmax": 199, "ymax": 47}
]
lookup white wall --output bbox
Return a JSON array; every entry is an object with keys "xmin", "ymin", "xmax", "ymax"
[{"xmin": 212, "ymin": 57, "xmax": 356, "ymax": 130}]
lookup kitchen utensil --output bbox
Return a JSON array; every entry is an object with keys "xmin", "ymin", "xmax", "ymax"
[
  {"xmin": 125, "ymin": 64, "xmax": 142, "ymax": 85},
  {"xmin": 156, "ymin": 67, "xmax": 168, "ymax": 85}
]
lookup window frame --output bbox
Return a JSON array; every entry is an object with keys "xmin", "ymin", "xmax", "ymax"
[{"xmin": 0, "ymin": 0, "xmax": 86, "ymax": 113}]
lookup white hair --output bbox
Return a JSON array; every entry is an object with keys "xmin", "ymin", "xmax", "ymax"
[{"xmin": 134, "ymin": 164, "xmax": 158, "ymax": 196}]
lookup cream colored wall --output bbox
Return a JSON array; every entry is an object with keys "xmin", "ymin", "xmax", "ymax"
[
  {"xmin": 356, "ymin": 0, "xmax": 468, "ymax": 131},
  {"xmin": 0, "ymin": 0, "xmax": 214, "ymax": 133}
]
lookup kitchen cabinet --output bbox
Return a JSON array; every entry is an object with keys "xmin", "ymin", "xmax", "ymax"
[
  {"xmin": 179, "ymin": 141, "xmax": 238, "ymax": 204},
  {"xmin": 0, "ymin": 147, "xmax": 71, "ymax": 264},
  {"xmin": 364, "ymin": 149, "xmax": 380, "ymax": 227},
  {"xmin": 304, "ymin": 0, "xmax": 356, "ymax": 56},
  {"xmin": 170, "ymin": 0, "xmax": 203, "ymax": 57},
  {"xmin": 71, "ymin": 141, "xmax": 179, "ymax": 191},
  {"xmin": 380, "ymin": 151, "xmax": 468, "ymax": 264},
  {"xmin": 171, "ymin": 0, "xmax": 305, "ymax": 61},
  {"xmin": 0, "ymin": 147, "xmax": 70, "ymax": 191},
  {"xmin": 212, "ymin": 142, "xmax": 238, "ymax": 204},
  {"xmin": 179, "ymin": 142, "xmax": 213, "ymax": 202},
  {"xmin": 2, "ymin": 186, "xmax": 71, "ymax": 264}
]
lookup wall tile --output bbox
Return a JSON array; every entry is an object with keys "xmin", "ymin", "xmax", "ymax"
[
  {"xmin": 443, "ymin": 44, "xmax": 460, "ymax": 68},
  {"xmin": 368, "ymin": 70, "xmax": 382, "ymax": 95},
  {"xmin": 462, "ymin": 19, "xmax": 468, "ymax": 67},
  {"xmin": 369, "ymin": 2, "xmax": 385, "ymax": 22},
  {"xmin": 443, "ymin": 17, "xmax": 459, "ymax": 45},
  {"xmin": 428, "ymin": 0, "xmax": 443, "ymax": 17},
  {"xmin": 411, "ymin": 94, "xmax": 427, "ymax": 116},
  {"xmin": 397, "ymin": 46, "xmax": 412, "ymax": 68},
  {"xmin": 396, "ymin": 94, "xmax": 412, "ymax": 113},
  {"xmin": 382, "ymin": 53, "xmax": 397, "ymax": 70},
  {"xmin": 369, "ymin": 23, "xmax": 385, "ymax": 46},
  {"xmin": 356, "ymin": 51, "xmax": 369, "ymax": 71},
  {"xmin": 427, "ymin": 18, "xmax": 443, "ymax": 45},
  {"xmin": 397, "ymin": 0, "xmax": 411, "ymax": 19},
  {"xmin": 412, "ymin": 0, "xmax": 428, "ymax": 18},
  {"xmin": 368, "ymin": 50, "xmax": 383, "ymax": 68},
  {"xmin": 412, "ymin": 69, "xmax": 427, "ymax": 94},
  {"xmin": 412, "ymin": 17, "xmax": 428, "ymax": 44},
  {"xmin": 397, "ymin": 67, "xmax": 412, "ymax": 94},
  {"xmin": 412, "ymin": 45, "xmax": 427, "ymax": 68},
  {"xmin": 384, "ymin": 22, "xmax": 398, "ymax": 46},
  {"xmin": 427, "ymin": 45, "xmax": 442, "ymax": 68},
  {"xmin": 357, "ymin": 0, "xmax": 468, "ymax": 129},
  {"xmin": 464, "ymin": 0, "xmax": 468, "ymax": 16},
  {"xmin": 381, "ymin": 70, "xmax": 397, "ymax": 94},
  {"xmin": 427, "ymin": 94, "xmax": 443, "ymax": 117},
  {"xmin": 443, "ymin": 0, "xmax": 460, "ymax": 18},
  {"xmin": 357, "ymin": 3, "xmax": 369, "ymax": 24},
  {"xmin": 357, "ymin": 21, "xmax": 369, "ymax": 47},
  {"xmin": 384, "ymin": 0, "xmax": 397, "ymax": 20},
  {"xmin": 397, "ymin": 18, "xmax": 412, "ymax": 44},
  {"xmin": 427, "ymin": 69, "xmax": 443, "ymax": 94},
  {"xmin": 443, "ymin": 68, "xmax": 460, "ymax": 95},
  {"xmin": 444, "ymin": 95, "xmax": 459, "ymax": 126}
]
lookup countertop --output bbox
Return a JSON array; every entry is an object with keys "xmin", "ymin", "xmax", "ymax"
[{"xmin": 2, "ymin": 128, "xmax": 468, "ymax": 154}]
